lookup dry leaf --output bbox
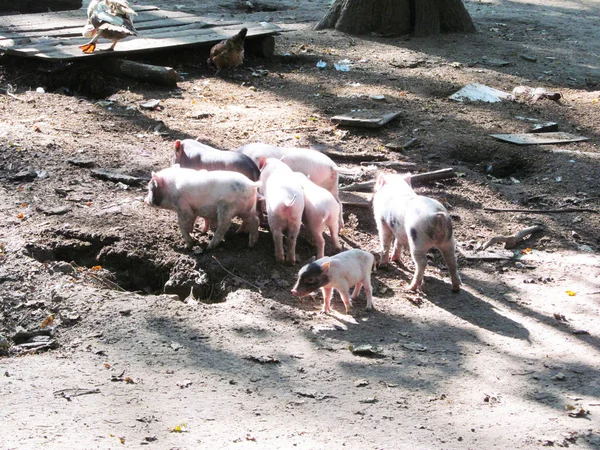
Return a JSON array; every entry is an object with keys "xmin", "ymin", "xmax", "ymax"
[
  {"xmin": 168, "ymin": 423, "xmax": 188, "ymax": 433},
  {"xmin": 565, "ymin": 290, "xmax": 577, "ymax": 297},
  {"xmin": 16, "ymin": 213, "xmax": 24, "ymax": 219},
  {"xmin": 41, "ymin": 314, "xmax": 54, "ymax": 329},
  {"xmin": 90, "ymin": 265, "xmax": 102, "ymax": 271}
]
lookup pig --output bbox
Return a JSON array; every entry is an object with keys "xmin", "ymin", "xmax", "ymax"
[
  {"xmin": 144, "ymin": 166, "xmax": 260, "ymax": 250},
  {"xmin": 173, "ymin": 139, "xmax": 260, "ymax": 182},
  {"xmin": 259, "ymin": 157, "xmax": 305, "ymax": 264},
  {"xmin": 293, "ymin": 172, "xmax": 341, "ymax": 259},
  {"xmin": 236, "ymin": 143, "xmax": 358, "ymax": 227},
  {"xmin": 291, "ymin": 249, "xmax": 376, "ymax": 314},
  {"xmin": 372, "ymin": 172, "xmax": 461, "ymax": 293}
]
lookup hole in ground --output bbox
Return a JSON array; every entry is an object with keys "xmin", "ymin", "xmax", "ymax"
[{"xmin": 25, "ymin": 230, "xmax": 227, "ymax": 301}]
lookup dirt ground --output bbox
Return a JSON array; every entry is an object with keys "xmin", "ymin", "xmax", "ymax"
[{"xmin": 1, "ymin": 0, "xmax": 600, "ymax": 448}]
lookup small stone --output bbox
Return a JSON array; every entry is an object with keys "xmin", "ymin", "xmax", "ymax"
[
  {"xmin": 51, "ymin": 261, "xmax": 75, "ymax": 274},
  {"xmin": 552, "ymin": 372, "xmax": 566, "ymax": 381},
  {"xmin": 355, "ymin": 379, "xmax": 369, "ymax": 387}
]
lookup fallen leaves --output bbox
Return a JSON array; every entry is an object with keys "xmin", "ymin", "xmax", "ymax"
[
  {"xmin": 168, "ymin": 423, "xmax": 188, "ymax": 433},
  {"xmin": 565, "ymin": 290, "xmax": 577, "ymax": 296},
  {"xmin": 40, "ymin": 314, "xmax": 54, "ymax": 329}
]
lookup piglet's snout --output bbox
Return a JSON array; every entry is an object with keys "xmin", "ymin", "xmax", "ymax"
[{"xmin": 291, "ymin": 288, "xmax": 298, "ymax": 296}]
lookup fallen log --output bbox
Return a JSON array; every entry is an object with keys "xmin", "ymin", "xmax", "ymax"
[
  {"xmin": 339, "ymin": 168, "xmax": 456, "ymax": 192},
  {"xmin": 100, "ymin": 59, "xmax": 181, "ymax": 87},
  {"xmin": 480, "ymin": 225, "xmax": 543, "ymax": 250},
  {"xmin": 360, "ymin": 160, "xmax": 418, "ymax": 171},
  {"xmin": 321, "ymin": 149, "xmax": 387, "ymax": 163}
]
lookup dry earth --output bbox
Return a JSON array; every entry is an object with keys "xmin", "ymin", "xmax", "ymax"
[{"xmin": 1, "ymin": 0, "xmax": 599, "ymax": 448}]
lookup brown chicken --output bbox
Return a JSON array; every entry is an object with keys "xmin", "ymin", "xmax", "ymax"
[{"xmin": 207, "ymin": 27, "xmax": 247, "ymax": 76}]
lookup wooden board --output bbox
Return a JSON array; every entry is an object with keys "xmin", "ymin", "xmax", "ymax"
[
  {"xmin": 330, "ymin": 110, "xmax": 402, "ymax": 128},
  {"xmin": 490, "ymin": 132, "xmax": 589, "ymax": 145},
  {"xmin": 0, "ymin": 5, "xmax": 282, "ymax": 61}
]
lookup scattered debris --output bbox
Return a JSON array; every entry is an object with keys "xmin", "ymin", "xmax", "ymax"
[
  {"xmin": 355, "ymin": 379, "xmax": 370, "ymax": 387},
  {"xmin": 520, "ymin": 54, "xmax": 537, "ymax": 62},
  {"xmin": 349, "ymin": 344, "xmax": 383, "ymax": 356},
  {"xmin": 512, "ymin": 86, "xmax": 561, "ymax": 103},
  {"xmin": 530, "ymin": 122, "xmax": 559, "ymax": 133},
  {"xmin": 566, "ymin": 406, "xmax": 590, "ymax": 418},
  {"xmin": 449, "ymin": 83, "xmax": 513, "ymax": 103},
  {"xmin": 490, "ymin": 132, "xmax": 588, "ymax": 145},
  {"xmin": 359, "ymin": 397, "xmax": 378, "ymax": 404},
  {"xmin": 244, "ymin": 355, "xmax": 280, "ymax": 364},
  {"xmin": 177, "ymin": 380, "xmax": 193, "ymax": 389},
  {"xmin": 139, "ymin": 99, "xmax": 162, "ymax": 110},
  {"xmin": 67, "ymin": 158, "xmax": 96, "ymax": 168},
  {"xmin": 480, "ymin": 225, "xmax": 544, "ymax": 250},
  {"xmin": 403, "ymin": 342, "xmax": 427, "ymax": 352},
  {"xmin": 483, "ymin": 207, "xmax": 597, "ymax": 214},
  {"xmin": 316, "ymin": 60, "xmax": 327, "ymax": 69},
  {"xmin": 54, "ymin": 388, "xmax": 101, "ymax": 401},
  {"xmin": 36, "ymin": 205, "xmax": 71, "ymax": 216},
  {"xmin": 90, "ymin": 169, "xmax": 147, "ymax": 186},
  {"xmin": 553, "ymin": 313, "xmax": 568, "ymax": 322},
  {"xmin": 483, "ymin": 393, "xmax": 501, "ymax": 404},
  {"xmin": 331, "ymin": 110, "xmax": 402, "ymax": 128}
]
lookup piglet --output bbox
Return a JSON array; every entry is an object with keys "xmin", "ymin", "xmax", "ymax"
[
  {"xmin": 237, "ymin": 143, "xmax": 359, "ymax": 227},
  {"xmin": 259, "ymin": 157, "xmax": 305, "ymax": 265},
  {"xmin": 293, "ymin": 172, "xmax": 341, "ymax": 259},
  {"xmin": 173, "ymin": 139, "xmax": 260, "ymax": 182},
  {"xmin": 372, "ymin": 173, "xmax": 461, "ymax": 293},
  {"xmin": 291, "ymin": 249, "xmax": 375, "ymax": 314},
  {"xmin": 145, "ymin": 166, "xmax": 260, "ymax": 250}
]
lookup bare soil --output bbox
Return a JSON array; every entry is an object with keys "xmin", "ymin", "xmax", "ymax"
[{"xmin": 1, "ymin": 0, "xmax": 599, "ymax": 448}]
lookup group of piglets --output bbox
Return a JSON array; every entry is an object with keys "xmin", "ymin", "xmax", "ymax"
[{"xmin": 144, "ymin": 139, "xmax": 460, "ymax": 315}]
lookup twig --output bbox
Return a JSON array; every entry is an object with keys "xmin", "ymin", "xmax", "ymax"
[
  {"xmin": 340, "ymin": 181, "xmax": 374, "ymax": 192},
  {"xmin": 2, "ymin": 91, "xmax": 27, "ymax": 102},
  {"xmin": 360, "ymin": 160, "xmax": 417, "ymax": 169},
  {"xmin": 87, "ymin": 273, "xmax": 127, "ymax": 292},
  {"xmin": 480, "ymin": 225, "xmax": 543, "ymax": 251},
  {"xmin": 212, "ymin": 255, "xmax": 262, "ymax": 294},
  {"xmin": 54, "ymin": 388, "xmax": 101, "ymax": 400},
  {"xmin": 339, "ymin": 168, "xmax": 456, "ymax": 192},
  {"xmin": 580, "ymin": 291, "xmax": 600, "ymax": 296},
  {"xmin": 484, "ymin": 207, "xmax": 597, "ymax": 214},
  {"xmin": 53, "ymin": 127, "xmax": 89, "ymax": 135},
  {"xmin": 264, "ymin": 125, "xmax": 318, "ymax": 133},
  {"xmin": 323, "ymin": 149, "xmax": 387, "ymax": 162}
]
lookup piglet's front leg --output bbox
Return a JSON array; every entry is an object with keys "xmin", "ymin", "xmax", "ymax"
[{"xmin": 177, "ymin": 210, "xmax": 197, "ymax": 249}]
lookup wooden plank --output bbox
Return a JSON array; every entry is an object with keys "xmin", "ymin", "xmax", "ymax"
[
  {"xmin": 0, "ymin": 5, "xmax": 158, "ymax": 27},
  {"xmin": 490, "ymin": 132, "xmax": 589, "ymax": 145},
  {"xmin": 0, "ymin": 9, "xmax": 213, "ymax": 34},
  {"xmin": 331, "ymin": 110, "xmax": 402, "ymax": 128},
  {"xmin": 7, "ymin": 23, "xmax": 281, "ymax": 60},
  {"xmin": 0, "ymin": 18, "xmax": 215, "ymax": 47}
]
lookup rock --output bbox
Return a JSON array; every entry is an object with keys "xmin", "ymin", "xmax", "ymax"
[
  {"xmin": 37, "ymin": 205, "xmax": 71, "ymax": 216},
  {"xmin": 11, "ymin": 169, "xmax": 38, "ymax": 182},
  {"xmin": 552, "ymin": 372, "xmax": 566, "ymax": 381},
  {"xmin": 0, "ymin": 334, "xmax": 9, "ymax": 354},
  {"xmin": 67, "ymin": 158, "xmax": 96, "ymax": 168},
  {"xmin": 403, "ymin": 342, "xmax": 427, "ymax": 352},
  {"xmin": 51, "ymin": 261, "xmax": 75, "ymax": 274}
]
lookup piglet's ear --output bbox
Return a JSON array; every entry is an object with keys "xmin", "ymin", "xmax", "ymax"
[
  {"xmin": 259, "ymin": 156, "xmax": 267, "ymax": 170},
  {"xmin": 402, "ymin": 173, "xmax": 412, "ymax": 186},
  {"xmin": 174, "ymin": 140, "xmax": 182, "ymax": 153},
  {"xmin": 375, "ymin": 173, "xmax": 386, "ymax": 191},
  {"xmin": 320, "ymin": 261, "xmax": 331, "ymax": 274}
]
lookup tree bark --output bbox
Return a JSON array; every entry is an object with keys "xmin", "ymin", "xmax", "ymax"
[{"xmin": 315, "ymin": 0, "xmax": 475, "ymax": 37}]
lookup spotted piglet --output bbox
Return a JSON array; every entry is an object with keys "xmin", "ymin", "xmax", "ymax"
[
  {"xmin": 291, "ymin": 249, "xmax": 376, "ymax": 314},
  {"xmin": 372, "ymin": 173, "xmax": 461, "ymax": 293}
]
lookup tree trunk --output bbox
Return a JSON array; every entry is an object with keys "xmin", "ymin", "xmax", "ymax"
[{"xmin": 315, "ymin": 0, "xmax": 475, "ymax": 36}]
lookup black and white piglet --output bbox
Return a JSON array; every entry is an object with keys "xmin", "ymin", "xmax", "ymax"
[
  {"xmin": 291, "ymin": 249, "xmax": 375, "ymax": 314},
  {"xmin": 372, "ymin": 173, "xmax": 461, "ymax": 293}
]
